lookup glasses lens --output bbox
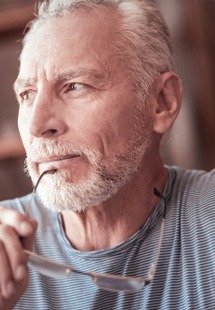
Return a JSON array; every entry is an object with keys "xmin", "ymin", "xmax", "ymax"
[
  {"xmin": 90, "ymin": 273, "xmax": 147, "ymax": 292},
  {"xmin": 27, "ymin": 252, "xmax": 72, "ymax": 278}
]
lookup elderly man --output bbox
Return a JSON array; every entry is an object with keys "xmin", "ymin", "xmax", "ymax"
[{"xmin": 1, "ymin": 0, "xmax": 215, "ymax": 309}]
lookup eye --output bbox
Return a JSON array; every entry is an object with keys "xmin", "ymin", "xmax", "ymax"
[
  {"xmin": 65, "ymin": 83, "xmax": 86, "ymax": 93},
  {"xmin": 18, "ymin": 90, "xmax": 36, "ymax": 105}
]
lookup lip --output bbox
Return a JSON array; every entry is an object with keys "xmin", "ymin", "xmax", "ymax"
[{"xmin": 37, "ymin": 154, "xmax": 80, "ymax": 172}]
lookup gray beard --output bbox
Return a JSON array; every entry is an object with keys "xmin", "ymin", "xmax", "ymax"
[{"xmin": 25, "ymin": 130, "xmax": 151, "ymax": 213}]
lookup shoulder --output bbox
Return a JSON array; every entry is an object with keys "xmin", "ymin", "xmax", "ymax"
[
  {"xmin": 168, "ymin": 166, "xmax": 215, "ymax": 224},
  {"xmin": 0, "ymin": 194, "xmax": 32, "ymax": 213},
  {"xmin": 169, "ymin": 166, "xmax": 215, "ymax": 200},
  {"xmin": 0, "ymin": 194, "xmax": 50, "ymax": 220}
]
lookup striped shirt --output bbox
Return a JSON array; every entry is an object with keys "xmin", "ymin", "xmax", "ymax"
[{"xmin": 2, "ymin": 166, "xmax": 215, "ymax": 309}]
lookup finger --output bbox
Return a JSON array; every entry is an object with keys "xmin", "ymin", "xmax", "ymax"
[
  {"xmin": 0, "ymin": 207, "xmax": 37, "ymax": 237},
  {"xmin": 0, "ymin": 268, "xmax": 28, "ymax": 310},
  {"xmin": 0, "ymin": 241, "xmax": 16, "ymax": 299},
  {"xmin": 0, "ymin": 225, "xmax": 28, "ymax": 282}
]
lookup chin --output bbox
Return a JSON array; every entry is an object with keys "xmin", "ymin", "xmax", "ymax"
[
  {"xmin": 35, "ymin": 170, "xmax": 118, "ymax": 213},
  {"xmin": 26, "ymin": 139, "xmax": 149, "ymax": 213}
]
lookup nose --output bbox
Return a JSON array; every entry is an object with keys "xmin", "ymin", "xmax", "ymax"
[{"xmin": 27, "ymin": 91, "xmax": 67, "ymax": 138}]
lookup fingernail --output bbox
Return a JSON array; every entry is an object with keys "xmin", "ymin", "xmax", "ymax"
[
  {"xmin": 6, "ymin": 281, "xmax": 16, "ymax": 296},
  {"xmin": 20, "ymin": 221, "xmax": 33, "ymax": 234},
  {"xmin": 15, "ymin": 265, "xmax": 27, "ymax": 281}
]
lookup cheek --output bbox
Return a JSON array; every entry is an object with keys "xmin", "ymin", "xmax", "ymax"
[
  {"xmin": 18, "ymin": 110, "xmax": 25, "ymax": 134},
  {"xmin": 18, "ymin": 111, "xmax": 29, "ymax": 148},
  {"xmin": 81, "ymin": 110, "xmax": 139, "ymax": 155}
]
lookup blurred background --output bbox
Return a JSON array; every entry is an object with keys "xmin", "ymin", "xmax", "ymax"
[{"xmin": 0, "ymin": 0, "xmax": 215, "ymax": 201}]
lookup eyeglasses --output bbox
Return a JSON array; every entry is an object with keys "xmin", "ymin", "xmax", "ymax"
[{"xmin": 24, "ymin": 170, "xmax": 166, "ymax": 293}]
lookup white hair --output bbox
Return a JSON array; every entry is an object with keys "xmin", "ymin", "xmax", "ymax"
[{"xmin": 22, "ymin": 0, "xmax": 174, "ymax": 103}]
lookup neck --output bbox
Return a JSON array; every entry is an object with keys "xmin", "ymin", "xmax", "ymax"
[{"xmin": 61, "ymin": 158, "xmax": 168, "ymax": 251}]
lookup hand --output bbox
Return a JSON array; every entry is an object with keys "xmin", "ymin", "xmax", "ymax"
[{"xmin": 0, "ymin": 207, "xmax": 37, "ymax": 309}]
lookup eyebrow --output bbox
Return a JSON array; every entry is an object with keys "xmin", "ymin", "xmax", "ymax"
[
  {"xmin": 13, "ymin": 78, "xmax": 36, "ymax": 94},
  {"xmin": 14, "ymin": 68, "xmax": 110, "ymax": 94},
  {"xmin": 57, "ymin": 68, "xmax": 110, "ymax": 83}
]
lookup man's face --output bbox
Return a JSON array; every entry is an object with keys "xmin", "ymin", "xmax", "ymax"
[{"xmin": 15, "ymin": 7, "xmax": 153, "ymax": 212}]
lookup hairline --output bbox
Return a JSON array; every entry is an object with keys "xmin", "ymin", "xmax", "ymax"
[{"xmin": 21, "ymin": 0, "xmax": 174, "ymax": 106}]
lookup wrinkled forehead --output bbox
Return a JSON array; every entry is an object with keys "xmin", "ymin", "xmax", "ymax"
[
  {"xmin": 15, "ymin": 7, "xmax": 129, "ymax": 91},
  {"xmin": 21, "ymin": 6, "xmax": 122, "ymax": 59},
  {"xmin": 18, "ymin": 6, "xmax": 122, "ymax": 79}
]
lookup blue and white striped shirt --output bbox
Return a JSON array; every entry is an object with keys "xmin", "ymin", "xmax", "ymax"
[{"xmin": 2, "ymin": 166, "xmax": 215, "ymax": 309}]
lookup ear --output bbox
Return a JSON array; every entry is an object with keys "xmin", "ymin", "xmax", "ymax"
[{"xmin": 151, "ymin": 71, "xmax": 182, "ymax": 134}]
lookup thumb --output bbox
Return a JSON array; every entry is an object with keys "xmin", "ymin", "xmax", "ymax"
[{"xmin": 20, "ymin": 218, "xmax": 38, "ymax": 251}]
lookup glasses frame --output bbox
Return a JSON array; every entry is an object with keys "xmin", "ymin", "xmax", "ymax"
[{"xmin": 24, "ymin": 170, "xmax": 167, "ymax": 292}]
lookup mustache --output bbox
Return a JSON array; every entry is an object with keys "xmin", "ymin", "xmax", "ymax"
[{"xmin": 25, "ymin": 140, "xmax": 101, "ymax": 164}]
